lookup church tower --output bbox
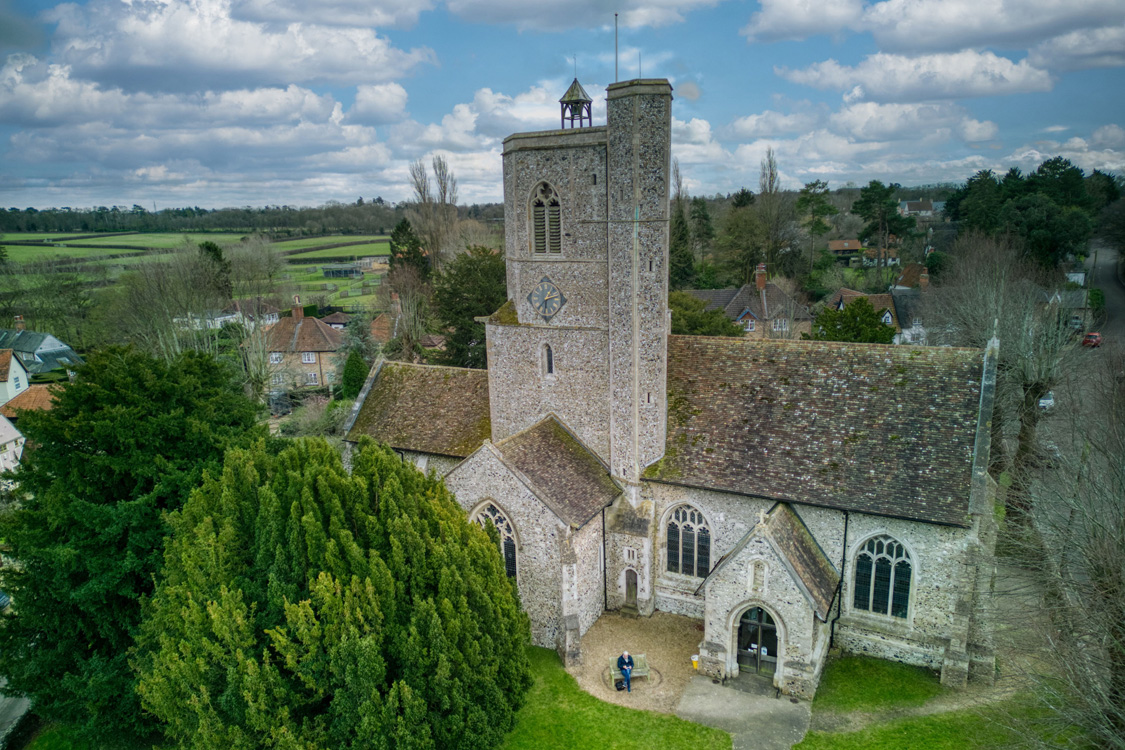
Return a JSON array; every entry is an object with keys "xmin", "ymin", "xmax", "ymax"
[{"xmin": 486, "ymin": 79, "xmax": 672, "ymax": 493}]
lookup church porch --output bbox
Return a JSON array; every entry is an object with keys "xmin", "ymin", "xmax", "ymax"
[{"xmin": 565, "ymin": 610, "xmax": 705, "ymax": 714}]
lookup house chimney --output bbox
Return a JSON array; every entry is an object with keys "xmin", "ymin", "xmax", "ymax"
[
  {"xmin": 292, "ymin": 295, "xmax": 303, "ymax": 320},
  {"xmin": 14, "ymin": 315, "xmax": 24, "ymax": 332},
  {"xmin": 919, "ymin": 269, "xmax": 929, "ymax": 289},
  {"xmin": 755, "ymin": 264, "xmax": 768, "ymax": 291}
]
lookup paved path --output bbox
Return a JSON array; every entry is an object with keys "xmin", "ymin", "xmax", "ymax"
[{"xmin": 675, "ymin": 676, "xmax": 810, "ymax": 750}]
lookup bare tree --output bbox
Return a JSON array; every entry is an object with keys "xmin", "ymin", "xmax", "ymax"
[
  {"xmin": 924, "ymin": 232, "xmax": 1076, "ymax": 499},
  {"xmin": 407, "ymin": 155, "xmax": 460, "ymax": 271},
  {"xmin": 377, "ymin": 265, "xmax": 431, "ymax": 363},
  {"xmin": 755, "ymin": 147, "xmax": 798, "ymax": 274},
  {"xmin": 999, "ymin": 350, "xmax": 1125, "ymax": 748}
]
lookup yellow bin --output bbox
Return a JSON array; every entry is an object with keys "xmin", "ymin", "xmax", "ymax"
[{"xmin": 691, "ymin": 654, "xmax": 699, "ymax": 670}]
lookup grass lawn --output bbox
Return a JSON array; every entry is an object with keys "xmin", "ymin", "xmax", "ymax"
[
  {"xmin": 812, "ymin": 655, "xmax": 945, "ymax": 712},
  {"xmin": 272, "ymin": 235, "xmax": 387, "ymax": 250},
  {"xmin": 501, "ymin": 647, "xmax": 730, "ymax": 750},
  {"xmin": 286, "ymin": 241, "xmax": 390, "ymax": 258},
  {"xmin": 794, "ymin": 703, "xmax": 1031, "ymax": 750}
]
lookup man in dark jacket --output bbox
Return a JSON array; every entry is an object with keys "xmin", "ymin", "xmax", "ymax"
[{"xmin": 617, "ymin": 650, "xmax": 634, "ymax": 693}]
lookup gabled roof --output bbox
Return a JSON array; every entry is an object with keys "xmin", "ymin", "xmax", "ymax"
[
  {"xmin": 685, "ymin": 283, "xmax": 811, "ymax": 323},
  {"xmin": 345, "ymin": 361, "xmax": 490, "ymax": 458},
  {"xmin": 893, "ymin": 262, "xmax": 926, "ymax": 289},
  {"xmin": 0, "ymin": 350, "xmax": 19, "ymax": 381},
  {"xmin": 828, "ymin": 239, "xmax": 862, "ymax": 253},
  {"xmin": 823, "ymin": 289, "xmax": 901, "ymax": 332},
  {"xmin": 645, "ymin": 336, "xmax": 988, "ymax": 527},
  {"xmin": 0, "ymin": 384, "xmax": 58, "ymax": 418},
  {"xmin": 263, "ymin": 316, "xmax": 343, "ymax": 353},
  {"xmin": 493, "ymin": 415, "xmax": 620, "ymax": 528},
  {"xmin": 0, "ymin": 329, "xmax": 83, "ymax": 374},
  {"xmin": 371, "ymin": 312, "xmax": 394, "ymax": 344},
  {"xmin": 697, "ymin": 503, "xmax": 839, "ymax": 621}
]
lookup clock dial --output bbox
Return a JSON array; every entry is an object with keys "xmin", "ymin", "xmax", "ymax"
[{"xmin": 527, "ymin": 277, "xmax": 567, "ymax": 321}]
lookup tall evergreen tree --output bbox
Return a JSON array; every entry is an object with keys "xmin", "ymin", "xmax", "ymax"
[
  {"xmin": 340, "ymin": 348, "xmax": 369, "ymax": 399},
  {"xmin": 689, "ymin": 197, "xmax": 715, "ymax": 262},
  {"xmin": 804, "ymin": 297, "xmax": 895, "ymax": 344},
  {"xmin": 431, "ymin": 245, "xmax": 507, "ymax": 369},
  {"xmin": 0, "ymin": 347, "xmax": 262, "ymax": 740},
  {"xmin": 389, "ymin": 218, "xmax": 430, "ymax": 281},
  {"xmin": 669, "ymin": 197, "xmax": 695, "ymax": 290},
  {"xmin": 136, "ymin": 438, "xmax": 532, "ymax": 750}
]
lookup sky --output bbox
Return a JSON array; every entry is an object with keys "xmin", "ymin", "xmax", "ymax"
[{"xmin": 0, "ymin": 0, "xmax": 1123, "ymax": 210}]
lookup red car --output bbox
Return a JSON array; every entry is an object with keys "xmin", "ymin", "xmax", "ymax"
[{"xmin": 1082, "ymin": 332, "xmax": 1102, "ymax": 347}]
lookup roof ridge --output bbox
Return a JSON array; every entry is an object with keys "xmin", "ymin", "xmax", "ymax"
[{"xmin": 384, "ymin": 360, "xmax": 487, "ymax": 375}]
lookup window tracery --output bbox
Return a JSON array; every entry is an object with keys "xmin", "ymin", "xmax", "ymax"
[
  {"xmin": 852, "ymin": 535, "xmax": 911, "ymax": 618},
  {"xmin": 666, "ymin": 505, "xmax": 711, "ymax": 578},
  {"xmin": 474, "ymin": 503, "xmax": 518, "ymax": 579}
]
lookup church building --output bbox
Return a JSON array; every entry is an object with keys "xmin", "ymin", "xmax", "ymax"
[{"xmin": 345, "ymin": 78, "xmax": 999, "ymax": 698}]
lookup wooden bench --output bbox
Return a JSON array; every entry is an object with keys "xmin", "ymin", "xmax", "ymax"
[{"xmin": 611, "ymin": 653, "xmax": 650, "ymax": 682}]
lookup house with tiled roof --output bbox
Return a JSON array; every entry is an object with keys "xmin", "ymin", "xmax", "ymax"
[
  {"xmin": 0, "ymin": 318, "xmax": 83, "ymax": 376},
  {"xmin": 823, "ymin": 288, "xmax": 929, "ymax": 345},
  {"xmin": 263, "ymin": 298, "xmax": 344, "ymax": 390},
  {"xmin": 0, "ymin": 349, "xmax": 31, "ymax": 407},
  {"xmin": 345, "ymin": 78, "xmax": 998, "ymax": 699},
  {"xmin": 319, "ymin": 311, "xmax": 353, "ymax": 330},
  {"xmin": 0, "ymin": 384, "xmax": 57, "ymax": 421},
  {"xmin": 0, "ymin": 414, "xmax": 24, "ymax": 490},
  {"xmin": 685, "ymin": 264, "xmax": 812, "ymax": 339},
  {"xmin": 827, "ymin": 239, "xmax": 863, "ymax": 255}
]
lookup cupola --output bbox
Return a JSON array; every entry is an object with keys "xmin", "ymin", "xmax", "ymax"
[{"xmin": 559, "ymin": 78, "xmax": 592, "ymax": 128}]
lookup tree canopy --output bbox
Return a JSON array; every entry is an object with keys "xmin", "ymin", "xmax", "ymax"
[
  {"xmin": 805, "ymin": 297, "xmax": 895, "ymax": 344},
  {"xmin": 669, "ymin": 291, "xmax": 745, "ymax": 337},
  {"xmin": 136, "ymin": 437, "xmax": 532, "ymax": 750},
  {"xmin": 0, "ymin": 347, "xmax": 263, "ymax": 739},
  {"xmin": 431, "ymin": 245, "xmax": 507, "ymax": 369},
  {"xmin": 389, "ymin": 218, "xmax": 429, "ymax": 281}
]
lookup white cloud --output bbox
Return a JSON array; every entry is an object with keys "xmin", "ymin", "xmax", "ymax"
[
  {"xmin": 352, "ymin": 83, "xmax": 409, "ymax": 124},
  {"xmin": 778, "ymin": 51, "xmax": 1054, "ymax": 102},
  {"xmin": 829, "ymin": 102, "xmax": 996, "ymax": 142},
  {"xmin": 861, "ymin": 0, "xmax": 1125, "ymax": 54},
  {"xmin": 1028, "ymin": 25, "xmax": 1125, "ymax": 71},
  {"xmin": 731, "ymin": 109, "xmax": 819, "ymax": 138},
  {"xmin": 445, "ymin": 0, "xmax": 721, "ymax": 30},
  {"xmin": 742, "ymin": 0, "xmax": 864, "ymax": 42},
  {"xmin": 671, "ymin": 116, "xmax": 729, "ymax": 165},
  {"xmin": 1091, "ymin": 124, "xmax": 1125, "ymax": 149},
  {"xmin": 1042, "ymin": 125, "xmax": 1070, "ymax": 133},
  {"xmin": 231, "ymin": 0, "xmax": 433, "ymax": 28},
  {"xmin": 675, "ymin": 81, "xmax": 701, "ymax": 101},
  {"xmin": 44, "ymin": 0, "xmax": 435, "ymax": 89}
]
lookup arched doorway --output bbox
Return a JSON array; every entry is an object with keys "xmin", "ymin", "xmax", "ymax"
[{"xmin": 737, "ymin": 607, "xmax": 778, "ymax": 676}]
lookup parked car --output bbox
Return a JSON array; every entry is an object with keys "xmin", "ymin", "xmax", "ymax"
[
  {"xmin": 1038, "ymin": 391, "xmax": 1055, "ymax": 410},
  {"xmin": 1082, "ymin": 332, "xmax": 1103, "ymax": 347}
]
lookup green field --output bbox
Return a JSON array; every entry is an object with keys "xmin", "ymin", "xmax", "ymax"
[
  {"xmin": 271, "ymin": 235, "xmax": 388, "ymax": 251},
  {"xmin": 69, "ymin": 233, "xmax": 248, "ymax": 248},
  {"xmin": 1, "ymin": 232, "xmax": 91, "ymax": 242},
  {"xmin": 286, "ymin": 241, "xmax": 390, "ymax": 259},
  {"xmin": 4, "ymin": 246, "xmax": 143, "ymax": 264}
]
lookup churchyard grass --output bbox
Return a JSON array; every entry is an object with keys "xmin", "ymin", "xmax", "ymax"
[
  {"xmin": 793, "ymin": 702, "xmax": 1035, "ymax": 750},
  {"xmin": 812, "ymin": 655, "xmax": 945, "ymax": 712},
  {"xmin": 501, "ymin": 647, "xmax": 730, "ymax": 750}
]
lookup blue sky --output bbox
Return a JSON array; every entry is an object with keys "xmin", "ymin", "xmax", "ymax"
[{"xmin": 1, "ymin": 0, "xmax": 1122, "ymax": 209}]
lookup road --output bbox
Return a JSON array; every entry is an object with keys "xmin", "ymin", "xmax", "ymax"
[{"xmin": 1088, "ymin": 239, "xmax": 1125, "ymax": 351}]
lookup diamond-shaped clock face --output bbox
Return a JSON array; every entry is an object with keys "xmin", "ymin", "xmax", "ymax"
[{"xmin": 527, "ymin": 277, "xmax": 566, "ymax": 321}]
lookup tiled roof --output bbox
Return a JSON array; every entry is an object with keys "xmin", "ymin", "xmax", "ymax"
[
  {"xmin": 345, "ymin": 361, "xmax": 490, "ymax": 457},
  {"xmin": 699, "ymin": 503, "xmax": 839, "ymax": 620},
  {"xmin": 828, "ymin": 239, "xmax": 862, "ymax": 253},
  {"xmin": 1, "ymin": 384, "xmax": 58, "ymax": 418},
  {"xmin": 0, "ymin": 329, "xmax": 83, "ymax": 374},
  {"xmin": 0, "ymin": 350, "xmax": 11, "ymax": 381},
  {"xmin": 686, "ymin": 284, "xmax": 811, "ymax": 323},
  {"xmin": 320, "ymin": 312, "xmax": 353, "ymax": 325},
  {"xmin": 646, "ymin": 336, "xmax": 986, "ymax": 527},
  {"xmin": 495, "ymin": 415, "xmax": 620, "ymax": 528},
  {"xmin": 893, "ymin": 263, "xmax": 926, "ymax": 288},
  {"xmin": 263, "ymin": 316, "xmax": 343, "ymax": 353},
  {"xmin": 824, "ymin": 289, "xmax": 900, "ymax": 332},
  {"xmin": 371, "ymin": 312, "xmax": 394, "ymax": 344}
]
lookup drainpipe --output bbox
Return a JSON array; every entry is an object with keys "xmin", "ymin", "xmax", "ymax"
[
  {"xmin": 602, "ymin": 507, "xmax": 609, "ymax": 611},
  {"xmin": 829, "ymin": 510, "xmax": 849, "ymax": 649}
]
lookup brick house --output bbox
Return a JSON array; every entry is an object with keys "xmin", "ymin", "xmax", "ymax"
[
  {"xmin": 685, "ymin": 265, "xmax": 812, "ymax": 339},
  {"xmin": 264, "ymin": 301, "xmax": 344, "ymax": 390}
]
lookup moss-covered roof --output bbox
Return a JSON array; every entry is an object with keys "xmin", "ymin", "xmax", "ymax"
[
  {"xmin": 646, "ymin": 335, "xmax": 986, "ymax": 527},
  {"xmin": 495, "ymin": 415, "xmax": 621, "ymax": 528},
  {"xmin": 345, "ymin": 362, "xmax": 490, "ymax": 457}
]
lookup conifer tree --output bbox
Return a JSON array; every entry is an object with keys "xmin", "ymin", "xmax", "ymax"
[
  {"xmin": 389, "ymin": 218, "xmax": 430, "ymax": 281},
  {"xmin": 341, "ymin": 348, "xmax": 369, "ymax": 399},
  {"xmin": 0, "ymin": 347, "xmax": 262, "ymax": 740},
  {"xmin": 136, "ymin": 438, "xmax": 532, "ymax": 750}
]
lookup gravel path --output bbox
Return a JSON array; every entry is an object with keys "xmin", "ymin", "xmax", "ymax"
[{"xmin": 567, "ymin": 611, "xmax": 705, "ymax": 714}]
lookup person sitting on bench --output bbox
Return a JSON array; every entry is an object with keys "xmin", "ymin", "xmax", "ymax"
[{"xmin": 617, "ymin": 650, "xmax": 634, "ymax": 693}]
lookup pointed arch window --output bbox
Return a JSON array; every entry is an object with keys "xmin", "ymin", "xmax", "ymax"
[
  {"xmin": 543, "ymin": 343, "xmax": 555, "ymax": 376},
  {"xmin": 531, "ymin": 183, "xmax": 561, "ymax": 254},
  {"xmin": 853, "ymin": 535, "xmax": 911, "ymax": 618},
  {"xmin": 667, "ymin": 505, "xmax": 711, "ymax": 578},
  {"xmin": 474, "ymin": 503, "xmax": 518, "ymax": 579}
]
